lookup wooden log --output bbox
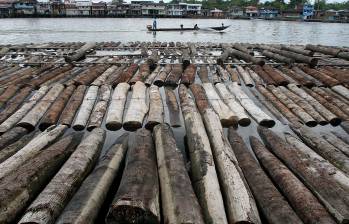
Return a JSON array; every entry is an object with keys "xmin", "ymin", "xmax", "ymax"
[
  {"xmin": 28, "ymin": 65, "xmax": 73, "ymax": 88},
  {"xmin": 123, "ymin": 81, "xmax": 148, "ymax": 131},
  {"xmin": 278, "ymin": 66, "xmax": 314, "ymax": 87},
  {"xmin": 226, "ymin": 65, "xmax": 241, "ymax": 85},
  {"xmin": 145, "ymin": 65, "xmax": 161, "ymax": 86},
  {"xmin": 216, "ymin": 65, "xmax": 230, "ymax": 82},
  {"xmin": 0, "ymin": 132, "xmax": 83, "ymax": 224},
  {"xmin": 165, "ymin": 64, "xmax": 182, "ymax": 87},
  {"xmin": 250, "ymin": 136, "xmax": 336, "ymax": 224},
  {"xmin": 251, "ymin": 65, "xmax": 276, "ymax": 85},
  {"xmin": 236, "ymin": 65, "xmax": 254, "ymax": 87},
  {"xmin": 105, "ymin": 65, "xmax": 126, "ymax": 85},
  {"xmin": 230, "ymin": 48, "xmax": 265, "ymax": 66},
  {"xmin": 129, "ymin": 63, "xmax": 150, "ymax": 85},
  {"xmin": 57, "ymin": 134, "xmax": 128, "ymax": 224},
  {"xmin": 262, "ymin": 50, "xmax": 294, "ymax": 64},
  {"xmin": 338, "ymin": 51, "xmax": 349, "ymax": 60},
  {"xmin": 217, "ymin": 46, "xmax": 233, "ymax": 66},
  {"xmin": 322, "ymin": 67, "xmax": 349, "ymax": 84},
  {"xmin": 65, "ymin": 42, "xmax": 96, "ymax": 62},
  {"xmin": 164, "ymin": 87, "xmax": 181, "ymax": 127},
  {"xmin": 0, "ymin": 84, "xmax": 20, "ymax": 108},
  {"xmin": 274, "ymin": 67, "xmax": 299, "ymax": 85},
  {"xmin": 91, "ymin": 65, "xmax": 119, "ymax": 86},
  {"xmin": 39, "ymin": 85, "xmax": 76, "ymax": 131},
  {"xmin": 0, "ymin": 124, "xmax": 67, "ymax": 179},
  {"xmin": 18, "ymin": 128, "xmax": 105, "ymax": 224},
  {"xmin": 342, "ymin": 121, "xmax": 349, "ymax": 135},
  {"xmin": 227, "ymin": 82, "xmax": 275, "ymax": 127},
  {"xmin": 198, "ymin": 65, "xmax": 210, "ymax": 83},
  {"xmin": 86, "ymin": 85, "xmax": 111, "ymax": 131},
  {"xmin": 153, "ymin": 65, "xmax": 171, "ymax": 87},
  {"xmin": 211, "ymin": 68, "xmax": 221, "ymax": 84},
  {"xmin": 178, "ymin": 84, "xmax": 228, "ymax": 224},
  {"xmin": 0, "ymin": 126, "xmax": 28, "ymax": 149},
  {"xmin": 305, "ymin": 44, "xmax": 341, "ymax": 56},
  {"xmin": 106, "ymin": 129, "xmax": 160, "ymax": 224},
  {"xmin": 258, "ymin": 126, "xmax": 349, "ymax": 224},
  {"xmin": 201, "ymin": 83, "xmax": 237, "ymax": 126},
  {"xmin": 145, "ymin": 85, "xmax": 164, "ymax": 130},
  {"xmin": 153, "ymin": 124, "xmax": 205, "ymax": 224},
  {"xmin": 112, "ymin": 63, "xmax": 138, "ymax": 87},
  {"xmin": 105, "ymin": 82, "xmax": 129, "ymax": 131},
  {"xmin": 280, "ymin": 45, "xmax": 314, "ymax": 56},
  {"xmin": 181, "ymin": 48, "xmax": 190, "ymax": 69},
  {"xmin": 233, "ymin": 43, "xmax": 254, "ymax": 55},
  {"xmin": 245, "ymin": 67, "xmax": 264, "ymax": 85},
  {"xmin": 73, "ymin": 65, "xmax": 109, "ymax": 86},
  {"xmin": 332, "ymin": 85, "xmax": 349, "ymax": 101},
  {"xmin": 287, "ymin": 84, "xmax": 340, "ymax": 126},
  {"xmin": 228, "ymin": 128, "xmax": 302, "ymax": 224},
  {"xmin": 299, "ymin": 66, "xmax": 339, "ymax": 87},
  {"xmin": 72, "ymin": 85, "xmax": 98, "ymax": 131},
  {"xmin": 285, "ymin": 132, "xmax": 349, "ymax": 191},
  {"xmin": 322, "ymin": 132, "xmax": 349, "ymax": 157},
  {"xmin": 181, "ymin": 64, "xmax": 196, "ymax": 85},
  {"xmin": 291, "ymin": 66, "xmax": 323, "ymax": 86},
  {"xmin": 279, "ymin": 86, "xmax": 327, "ymax": 125},
  {"xmin": 0, "ymin": 86, "xmax": 32, "ymax": 124},
  {"xmin": 0, "ymin": 86, "xmax": 48, "ymax": 133},
  {"xmin": 146, "ymin": 50, "xmax": 159, "ymax": 70},
  {"xmin": 263, "ymin": 64, "xmax": 289, "ymax": 86},
  {"xmin": 59, "ymin": 85, "xmax": 87, "ymax": 127},
  {"xmin": 292, "ymin": 126, "xmax": 349, "ymax": 174}
]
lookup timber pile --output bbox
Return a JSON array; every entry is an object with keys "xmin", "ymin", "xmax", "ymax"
[{"xmin": 0, "ymin": 41, "xmax": 348, "ymax": 224}]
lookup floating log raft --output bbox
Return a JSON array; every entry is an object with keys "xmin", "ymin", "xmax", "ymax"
[
  {"xmin": 106, "ymin": 129, "xmax": 160, "ymax": 224},
  {"xmin": 230, "ymin": 48, "xmax": 265, "ymax": 66},
  {"xmin": 181, "ymin": 64, "xmax": 196, "ymax": 86},
  {"xmin": 153, "ymin": 65, "xmax": 171, "ymax": 86},
  {"xmin": 153, "ymin": 124, "xmax": 205, "ymax": 224},
  {"xmin": 0, "ymin": 132, "xmax": 83, "ymax": 224},
  {"xmin": 145, "ymin": 85, "xmax": 164, "ymax": 130},
  {"xmin": 0, "ymin": 126, "xmax": 28, "ymax": 149},
  {"xmin": 251, "ymin": 65, "xmax": 276, "ymax": 85},
  {"xmin": 18, "ymin": 128, "xmax": 105, "ymax": 224},
  {"xmin": 65, "ymin": 42, "xmax": 97, "ymax": 62},
  {"xmin": 165, "ymin": 64, "xmax": 183, "ymax": 87},
  {"xmin": 226, "ymin": 65, "xmax": 241, "ymax": 84},
  {"xmin": 123, "ymin": 81, "xmax": 148, "ymax": 131},
  {"xmin": 57, "ymin": 134, "xmax": 128, "ymax": 224},
  {"xmin": 145, "ymin": 65, "xmax": 161, "ymax": 86},
  {"xmin": 112, "ymin": 63, "xmax": 138, "ymax": 87},
  {"xmin": 164, "ymin": 87, "xmax": 181, "ymax": 127},
  {"xmin": 91, "ymin": 65, "xmax": 119, "ymax": 86},
  {"xmin": 0, "ymin": 85, "xmax": 20, "ymax": 108},
  {"xmin": 236, "ymin": 65, "xmax": 254, "ymax": 87},
  {"xmin": 129, "ymin": 63, "xmax": 150, "ymax": 85}
]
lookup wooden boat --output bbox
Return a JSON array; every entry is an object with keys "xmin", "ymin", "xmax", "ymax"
[{"xmin": 147, "ymin": 25, "xmax": 230, "ymax": 32}]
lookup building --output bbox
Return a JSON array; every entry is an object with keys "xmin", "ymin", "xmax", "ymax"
[
  {"xmin": 167, "ymin": 2, "xmax": 201, "ymax": 17},
  {"xmin": 91, "ymin": 1, "xmax": 106, "ymax": 16},
  {"xmin": 65, "ymin": 2, "xmax": 78, "ymax": 16},
  {"xmin": 141, "ymin": 2, "xmax": 166, "ymax": 16},
  {"xmin": 230, "ymin": 6, "xmax": 243, "ymax": 18},
  {"xmin": 302, "ymin": 3, "xmax": 314, "ymax": 19},
  {"xmin": 75, "ymin": 0, "xmax": 91, "ymax": 16},
  {"xmin": 259, "ymin": 8, "xmax": 279, "ymax": 18},
  {"xmin": 185, "ymin": 3, "xmax": 201, "ymax": 16},
  {"xmin": 0, "ymin": 0, "xmax": 15, "ymax": 17},
  {"xmin": 210, "ymin": 8, "xmax": 223, "ymax": 17},
  {"xmin": 245, "ymin": 6, "xmax": 258, "ymax": 17},
  {"xmin": 107, "ymin": 2, "xmax": 128, "ymax": 16},
  {"xmin": 51, "ymin": 0, "xmax": 65, "ymax": 16},
  {"xmin": 36, "ymin": 1, "xmax": 51, "ymax": 15},
  {"xmin": 13, "ymin": 0, "xmax": 37, "ymax": 16}
]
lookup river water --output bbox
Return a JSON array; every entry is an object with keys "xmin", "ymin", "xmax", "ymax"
[{"xmin": 0, "ymin": 17, "xmax": 348, "ymax": 46}]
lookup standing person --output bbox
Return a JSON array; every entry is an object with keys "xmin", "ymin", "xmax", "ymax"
[{"xmin": 153, "ymin": 18, "xmax": 157, "ymax": 30}]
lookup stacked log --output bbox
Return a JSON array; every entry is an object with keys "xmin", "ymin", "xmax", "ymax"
[
  {"xmin": 145, "ymin": 85, "xmax": 164, "ymax": 130},
  {"xmin": 236, "ymin": 65, "xmax": 254, "ymax": 87},
  {"xmin": 178, "ymin": 84, "xmax": 228, "ymax": 224},
  {"xmin": 216, "ymin": 65, "xmax": 230, "ymax": 82},
  {"xmin": 64, "ymin": 42, "xmax": 96, "ymax": 62},
  {"xmin": 262, "ymin": 50, "xmax": 294, "ymax": 64},
  {"xmin": 305, "ymin": 44, "xmax": 341, "ymax": 56},
  {"xmin": 28, "ymin": 65, "xmax": 73, "ymax": 88},
  {"xmin": 262, "ymin": 64, "xmax": 289, "ymax": 86},
  {"xmin": 123, "ymin": 81, "xmax": 148, "ymax": 131},
  {"xmin": 0, "ymin": 84, "xmax": 20, "ymax": 108},
  {"xmin": 322, "ymin": 132, "xmax": 349, "ymax": 157},
  {"xmin": 230, "ymin": 48, "xmax": 265, "ymax": 65},
  {"xmin": 105, "ymin": 65, "xmax": 126, "ymax": 85},
  {"xmin": 291, "ymin": 66, "xmax": 323, "ymax": 86},
  {"xmin": 280, "ymin": 45, "xmax": 314, "ymax": 56},
  {"xmin": 145, "ymin": 65, "xmax": 161, "ymax": 86},
  {"xmin": 112, "ymin": 63, "xmax": 138, "ymax": 87},
  {"xmin": 251, "ymin": 65, "xmax": 276, "ymax": 85},
  {"xmin": 57, "ymin": 134, "xmax": 128, "ymax": 224},
  {"xmin": 153, "ymin": 124, "xmax": 205, "ymax": 224},
  {"xmin": 129, "ymin": 63, "xmax": 150, "ymax": 85},
  {"xmin": 146, "ymin": 50, "xmax": 159, "ymax": 70},
  {"xmin": 60, "ymin": 85, "xmax": 87, "ymax": 127},
  {"xmin": 181, "ymin": 64, "xmax": 197, "ymax": 85},
  {"xmin": 165, "ymin": 64, "xmax": 183, "ymax": 87},
  {"xmin": 91, "ymin": 65, "xmax": 119, "ymax": 86},
  {"xmin": 0, "ymin": 126, "xmax": 29, "ymax": 149},
  {"xmin": 164, "ymin": 87, "xmax": 181, "ymax": 127},
  {"xmin": 278, "ymin": 66, "xmax": 314, "ymax": 87},
  {"xmin": 323, "ymin": 67, "xmax": 349, "ymax": 84},
  {"xmin": 245, "ymin": 67, "xmax": 264, "ymax": 85},
  {"xmin": 299, "ymin": 65, "xmax": 339, "ymax": 87},
  {"xmin": 181, "ymin": 48, "xmax": 190, "ymax": 68},
  {"xmin": 233, "ymin": 43, "xmax": 254, "ymax": 55},
  {"xmin": 153, "ymin": 65, "xmax": 171, "ymax": 86},
  {"xmin": 332, "ymin": 85, "xmax": 349, "ymax": 101},
  {"xmin": 312, "ymin": 87, "xmax": 349, "ymax": 115},
  {"xmin": 225, "ymin": 66, "xmax": 241, "ymax": 84},
  {"xmin": 105, "ymin": 82, "xmax": 129, "ymax": 130},
  {"xmin": 18, "ymin": 128, "xmax": 105, "ymax": 224},
  {"xmin": 106, "ymin": 129, "xmax": 160, "ymax": 224}
]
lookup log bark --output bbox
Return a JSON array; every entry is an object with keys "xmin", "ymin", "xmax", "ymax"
[
  {"xmin": 0, "ymin": 126, "xmax": 28, "ymax": 149},
  {"xmin": 146, "ymin": 50, "xmax": 159, "ymax": 70},
  {"xmin": 198, "ymin": 65, "xmax": 210, "ymax": 83},
  {"xmin": 305, "ymin": 44, "xmax": 341, "ymax": 56},
  {"xmin": 323, "ymin": 66, "xmax": 349, "ymax": 84},
  {"xmin": 129, "ymin": 63, "xmax": 150, "ymax": 85},
  {"xmin": 145, "ymin": 85, "xmax": 164, "ymax": 130},
  {"xmin": 178, "ymin": 84, "xmax": 228, "ymax": 224},
  {"xmin": 65, "ymin": 42, "xmax": 96, "ymax": 62},
  {"xmin": 181, "ymin": 48, "xmax": 191, "ymax": 69},
  {"xmin": 216, "ymin": 65, "xmax": 230, "ymax": 82},
  {"xmin": 73, "ymin": 65, "xmax": 109, "ymax": 86},
  {"xmin": 164, "ymin": 87, "xmax": 181, "ymax": 127},
  {"xmin": 181, "ymin": 64, "xmax": 196, "ymax": 86},
  {"xmin": 262, "ymin": 50, "xmax": 294, "ymax": 64},
  {"xmin": 228, "ymin": 128, "xmax": 302, "ymax": 224},
  {"xmin": 236, "ymin": 65, "xmax": 254, "ymax": 87},
  {"xmin": 291, "ymin": 66, "xmax": 323, "ymax": 86},
  {"xmin": 202, "ymin": 83, "xmax": 237, "ymax": 127},
  {"xmin": 342, "ymin": 121, "xmax": 349, "ymax": 135},
  {"xmin": 72, "ymin": 85, "xmax": 98, "ymax": 131},
  {"xmin": 227, "ymin": 82, "xmax": 275, "ymax": 127},
  {"xmin": 322, "ymin": 132, "xmax": 349, "ymax": 157},
  {"xmin": 0, "ymin": 84, "xmax": 20, "ymax": 108},
  {"xmin": 105, "ymin": 82, "xmax": 129, "ymax": 130},
  {"xmin": 217, "ymin": 46, "xmax": 233, "ymax": 66},
  {"xmin": 165, "ymin": 64, "xmax": 182, "ymax": 87},
  {"xmin": 18, "ymin": 128, "xmax": 105, "ymax": 224},
  {"xmin": 263, "ymin": 64, "xmax": 289, "ymax": 86},
  {"xmin": 278, "ymin": 66, "xmax": 314, "ymax": 87},
  {"xmin": 258, "ymin": 126, "xmax": 349, "ymax": 224},
  {"xmin": 332, "ymin": 85, "xmax": 349, "ymax": 101},
  {"xmin": 233, "ymin": 43, "xmax": 254, "ymax": 55},
  {"xmin": 245, "ymin": 67, "xmax": 264, "ymax": 85},
  {"xmin": 91, "ymin": 65, "xmax": 119, "ymax": 86},
  {"xmin": 28, "ymin": 65, "xmax": 73, "ymax": 88},
  {"xmin": 0, "ymin": 86, "xmax": 49, "ymax": 133},
  {"xmin": 106, "ymin": 129, "xmax": 160, "ymax": 224},
  {"xmin": 123, "ymin": 81, "xmax": 148, "ymax": 131},
  {"xmin": 105, "ymin": 65, "xmax": 126, "ymax": 85},
  {"xmin": 57, "ymin": 134, "xmax": 128, "ymax": 224},
  {"xmin": 0, "ymin": 86, "xmax": 32, "ymax": 124},
  {"xmin": 299, "ymin": 66, "xmax": 339, "ymax": 87},
  {"xmin": 226, "ymin": 65, "xmax": 241, "ymax": 84},
  {"xmin": 87, "ymin": 85, "xmax": 111, "ymax": 131},
  {"xmin": 281, "ymin": 45, "xmax": 314, "ymax": 56},
  {"xmin": 39, "ymin": 85, "xmax": 76, "ymax": 131},
  {"xmin": 112, "ymin": 63, "xmax": 138, "ymax": 87},
  {"xmin": 0, "ymin": 124, "xmax": 67, "ymax": 179},
  {"xmin": 0, "ymin": 132, "xmax": 83, "ymax": 224},
  {"xmin": 153, "ymin": 65, "xmax": 171, "ymax": 87},
  {"xmin": 250, "ymin": 136, "xmax": 336, "ymax": 224},
  {"xmin": 230, "ymin": 48, "xmax": 265, "ymax": 66},
  {"xmin": 59, "ymin": 85, "xmax": 87, "ymax": 127},
  {"xmin": 145, "ymin": 65, "xmax": 161, "ymax": 86},
  {"xmin": 153, "ymin": 124, "xmax": 205, "ymax": 224},
  {"xmin": 338, "ymin": 51, "xmax": 349, "ymax": 60},
  {"xmin": 251, "ymin": 65, "xmax": 276, "ymax": 85}
]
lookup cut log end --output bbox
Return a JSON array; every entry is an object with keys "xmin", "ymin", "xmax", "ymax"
[
  {"xmin": 305, "ymin": 120, "xmax": 318, "ymax": 127},
  {"xmin": 106, "ymin": 122, "xmax": 123, "ymax": 131},
  {"xmin": 259, "ymin": 119, "xmax": 276, "ymax": 128},
  {"xmin": 238, "ymin": 118, "xmax": 252, "ymax": 127},
  {"xmin": 38, "ymin": 122, "xmax": 54, "ymax": 131},
  {"xmin": 106, "ymin": 205, "xmax": 159, "ymax": 224},
  {"xmin": 16, "ymin": 122, "xmax": 35, "ymax": 132},
  {"xmin": 330, "ymin": 118, "xmax": 341, "ymax": 126},
  {"xmin": 319, "ymin": 120, "xmax": 329, "ymax": 126},
  {"xmin": 86, "ymin": 125, "xmax": 97, "ymax": 132},
  {"xmin": 221, "ymin": 118, "xmax": 238, "ymax": 127},
  {"xmin": 123, "ymin": 121, "xmax": 142, "ymax": 131},
  {"xmin": 145, "ymin": 121, "xmax": 161, "ymax": 130},
  {"xmin": 72, "ymin": 124, "xmax": 85, "ymax": 131}
]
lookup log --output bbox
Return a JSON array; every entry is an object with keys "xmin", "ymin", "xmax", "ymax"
[
  {"xmin": 287, "ymin": 84, "xmax": 340, "ymax": 126},
  {"xmin": 245, "ymin": 67, "xmax": 264, "ymax": 85},
  {"xmin": 228, "ymin": 128, "xmax": 302, "ymax": 224},
  {"xmin": 91, "ymin": 65, "xmax": 119, "ymax": 86},
  {"xmin": 322, "ymin": 132, "xmax": 349, "ymax": 157},
  {"xmin": 18, "ymin": 128, "xmax": 105, "ymax": 224},
  {"xmin": 105, "ymin": 82, "xmax": 129, "ymax": 130},
  {"xmin": 129, "ymin": 63, "xmax": 150, "ymax": 85},
  {"xmin": 105, "ymin": 65, "xmax": 126, "ymax": 85},
  {"xmin": 17, "ymin": 83, "xmax": 64, "ymax": 131},
  {"xmin": 181, "ymin": 64, "xmax": 196, "ymax": 86},
  {"xmin": 305, "ymin": 44, "xmax": 341, "ymax": 56},
  {"xmin": 105, "ymin": 129, "xmax": 160, "ymax": 224},
  {"xmin": 211, "ymin": 68, "xmax": 221, "ymax": 84},
  {"xmin": 230, "ymin": 48, "xmax": 265, "ymax": 66},
  {"xmin": 0, "ymin": 86, "xmax": 49, "ymax": 133},
  {"xmin": 236, "ymin": 65, "xmax": 254, "ymax": 87},
  {"xmin": 251, "ymin": 65, "xmax": 276, "ymax": 85},
  {"xmin": 72, "ymin": 85, "xmax": 98, "ymax": 131},
  {"xmin": 112, "ymin": 63, "xmax": 138, "ymax": 87},
  {"xmin": 145, "ymin": 65, "xmax": 161, "ymax": 86},
  {"xmin": 262, "ymin": 64, "xmax": 289, "ymax": 86},
  {"xmin": 145, "ymin": 85, "xmax": 164, "ymax": 130},
  {"xmin": 59, "ymin": 85, "xmax": 87, "ymax": 127},
  {"xmin": 146, "ymin": 50, "xmax": 159, "ymax": 70},
  {"xmin": 217, "ymin": 46, "xmax": 233, "ymax": 66},
  {"xmin": 0, "ymin": 86, "xmax": 32, "ymax": 124},
  {"xmin": 178, "ymin": 84, "xmax": 228, "ymax": 224},
  {"xmin": 323, "ymin": 67, "xmax": 349, "ymax": 84},
  {"xmin": 299, "ymin": 66, "xmax": 339, "ymax": 87},
  {"xmin": 28, "ymin": 65, "xmax": 73, "ymax": 88},
  {"xmin": 73, "ymin": 65, "xmax": 109, "ymax": 86},
  {"xmin": 227, "ymin": 82, "xmax": 275, "ymax": 127},
  {"xmin": 338, "ymin": 51, "xmax": 349, "ymax": 60},
  {"xmin": 65, "ymin": 42, "xmax": 96, "ymax": 62},
  {"xmin": 278, "ymin": 66, "xmax": 314, "ymax": 87},
  {"xmin": 123, "ymin": 81, "xmax": 148, "ymax": 131},
  {"xmin": 181, "ymin": 48, "xmax": 190, "ymax": 68},
  {"xmin": 0, "ymin": 124, "xmax": 67, "ymax": 179},
  {"xmin": 153, "ymin": 124, "xmax": 205, "ymax": 224},
  {"xmin": 164, "ymin": 87, "xmax": 181, "ymax": 127},
  {"xmin": 153, "ymin": 64, "xmax": 171, "ymax": 87},
  {"xmin": 250, "ymin": 136, "xmax": 336, "ymax": 224},
  {"xmin": 258, "ymin": 126, "xmax": 349, "ymax": 224},
  {"xmin": 281, "ymin": 45, "xmax": 314, "ymax": 56},
  {"xmin": 0, "ymin": 84, "xmax": 20, "ymax": 108},
  {"xmin": 233, "ymin": 43, "xmax": 254, "ymax": 55},
  {"xmin": 332, "ymin": 85, "xmax": 349, "ymax": 101},
  {"xmin": 198, "ymin": 65, "xmax": 210, "ymax": 83},
  {"xmin": 291, "ymin": 66, "xmax": 323, "ymax": 86},
  {"xmin": 202, "ymin": 83, "xmax": 237, "ymax": 127},
  {"xmin": 39, "ymin": 85, "xmax": 76, "ymax": 131},
  {"xmin": 57, "ymin": 134, "xmax": 128, "ymax": 224},
  {"xmin": 262, "ymin": 50, "xmax": 294, "ymax": 64},
  {"xmin": 0, "ymin": 126, "xmax": 28, "ymax": 149},
  {"xmin": 226, "ymin": 65, "xmax": 241, "ymax": 85},
  {"xmin": 342, "ymin": 121, "xmax": 349, "ymax": 135},
  {"xmin": 165, "ymin": 64, "xmax": 182, "ymax": 87},
  {"xmin": 0, "ymin": 132, "xmax": 83, "ymax": 224},
  {"xmin": 216, "ymin": 65, "xmax": 230, "ymax": 82}
]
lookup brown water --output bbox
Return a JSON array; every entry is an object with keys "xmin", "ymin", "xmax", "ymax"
[{"xmin": 0, "ymin": 18, "xmax": 349, "ymax": 46}]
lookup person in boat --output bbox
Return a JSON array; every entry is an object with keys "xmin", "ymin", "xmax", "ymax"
[
  {"xmin": 180, "ymin": 24, "xmax": 183, "ymax": 29},
  {"xmin": 153, "ymin": 18, "xmax": 157, "ymax": 30},
  {"xmin": 194, "ymin": 24, "xmax": 198, "ymax": 30},
  {"xmin": 222, "ymin": 23, "xmax": 224, "ymax": 27}
]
